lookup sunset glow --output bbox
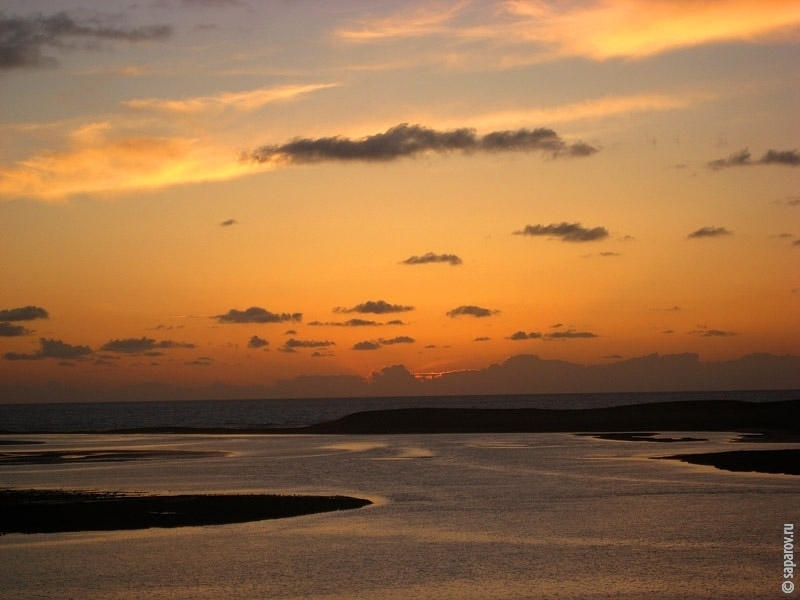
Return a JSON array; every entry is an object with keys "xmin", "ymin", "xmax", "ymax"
[{"xmin": 1, "ymin": 0, "xmax": 798, "ymax": 401}]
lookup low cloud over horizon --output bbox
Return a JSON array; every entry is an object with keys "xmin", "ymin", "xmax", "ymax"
[
  {"xmin": 513, "ymin": 222, "xmax": 609, "ymax": 242},
  {"xmin": 3, "ymin": 338, "xmax": 92, "ymax": 361},
  {"xmin": 247, "ymin": 124, "xmax": 598, "ymax": 165}
]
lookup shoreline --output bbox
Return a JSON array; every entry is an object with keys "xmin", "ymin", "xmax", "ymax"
[{"xmin": 0, "ymin": 489, "xmax": 372, "ymax": 535}]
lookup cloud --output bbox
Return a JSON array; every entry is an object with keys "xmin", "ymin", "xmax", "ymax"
[
  {"xmin": 0, "ymin": 11, "xmax": 171, "ymax": 72},
  {"xmin": 247, "ymin": 123, "xmax": 597, "ymax": 165},
  {"xmin": 219, "ymin": 218, "xmax": 237, "ymax": 227},
  {"xmin": 124, "ymin": 83, "xmax": 338, "ymax": 116},
  {"xmin": 308, "ymin": 318, "xmax": 385, "ymax": 327},
  {"xmin": 689, "ymin": 328, "xmax": 738, "ymax": 337},
  {"xmin": 401, "ymin": 252, "xmax": 463, "ymax": 266},
  {"xmin": 0, "ymin": 128, "xmax": 253, "ymax": 201},
  {"xmin": 0, "ymin": 322, "xmax": 32, "ymax": 336},
  {"xmin": 280, "ymin": 338, "xmax": 335, "ymax": 353},
  {"xmin": 216, "ymin": 307, "xmax": 302, "ymax": 324},
  {"xmin": 334, "ymin": 300, "xmax": 414, "ymax": 314},
  {"xmin": 353, "ymin": 340, "xmax": 381, "ymax": 351},
  {"xmin": 446, "ymin": 305, "xmax": 499, "ymax": 318},
  {"xmin": 707, "ymin": 148, "xmax": 800, "ymax": 170},
  {"xmin": 3, "ymin": 337, "xmax": 92, "ymax": 360},
  {"xmin": 186, "ymin": 356, "xmax": 214, "ymax": 366},
  {"xmin": 337, "ymin": 1, "xmax": 799, "ymax": 61},
  {"xmin": 508, "ymin": 331, "xmax": 542, "ymax": 340},
  {"xmin": 336, "ymin": 2, "xmax": 467, "ymax": 41},
  {"xmin": 0, "ymin": 305, "xmax": 49, "ymax": 321},
  {"xmin": 507, "ymin": 328, "xmax": 597, "ymax": 341},
  {"xmin": 513, "ymin": 222, "xmax": 609, "ymax": 242},
  {"xmin": 352, "ymin": 336, "xmax": 415, "ymax": 350},
  {"xmin": 474, "ymin": 336, "xmax": 491, "ymax": 342},
  {"xmin": 247, "ymin": 335, "xmax": 269, "ymax": 348},
  {"xmin": 687, "ymin": 226, "xmax": 732, "ymax": 239},
  {"xmin": 546, "ymin": 329, "xmax": 599, "ymax": 340},
  {"xmin": 503, "ymin": 0, "xmax": 800, "ymax": 60},
  {"xmin": 100, "ymin": 337, "xmax": 195, "ymax": 353}
]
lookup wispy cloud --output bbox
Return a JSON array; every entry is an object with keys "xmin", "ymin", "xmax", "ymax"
[
  {"xmin": 334, "ymin": 300, "xmax": 414, "ymax": 314},
  {"xmin": 335, "ymin": 1, "xmax": 800, "ymax": 60},
  {"xmin": 687, "ymin": 226, "xmax": 732, "ymax": 239},
  {"xmin": 446, "ymin": 305, "xmax": 499, "ymax": 318},
  {"xmin": 219, "ymin": 218, "xmax": 237, "ymax": 227},
  {"xmin": 401, "ymin": 252, "xmax": 463, "ymax": 266},
  {"xmin": 513, "ymin": 222, "xmax": 609, "ymax": 242},
  {"xmin": 215, "ymin": 307, "xmax": 302, "ymax": 324},
  {"xmin": 247, "ymin": 123, "xmax": 597, "ymax": 166},
  {"xmin": 352, "ymin": 336, "xmax": 415, "ymax": 350},
  {"xmin": 503, "ymin": 0, "xmax": 800, "ymax": 60},
  {"xmin": 124, "ymin": 84, "xmax": 338, "ymax": 116},
  {"xmin": 707, "ymin": 148, "xmax": 800, "ymax": 170},
  {"xmin": 3, "ymin": 338, "xmax": 92, "ymax": 361},
  {"xmin": 0, "ymin": 11, "xmax": 171, "ymax": 72},
  {"xmin": 0, "ymin": 127, "xmax": 252, "ymax": 201},
  {"xmin": 336, "ymin": 2, "xmax": 468, "ymax": 41}
]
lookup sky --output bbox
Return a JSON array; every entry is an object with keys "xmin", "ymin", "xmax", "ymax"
[{"xmin": 1, "ymin": 0, "xmax": 799, "ymax": 402}]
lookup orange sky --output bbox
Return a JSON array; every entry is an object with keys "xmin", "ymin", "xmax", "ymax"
[{"xmin": 1, "ymin": 1, "xmax": 798, "ymax": 400}]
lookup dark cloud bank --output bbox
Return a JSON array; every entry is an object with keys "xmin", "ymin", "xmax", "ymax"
[
  {"xmin": 5, "ymin": 353, "xmax": 798, "ymax": 402},
  {"xmin": 247, "ymin": 124, "xmax": 597, "ymax": 165},
  {"xmin": 0, "ymin": 11, "xmax": 171, "ymax": 71}
]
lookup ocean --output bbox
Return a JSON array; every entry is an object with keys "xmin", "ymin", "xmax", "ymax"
[{"xmin": 1, "ymin": 390, "xmax": 798, "ymax": 599}]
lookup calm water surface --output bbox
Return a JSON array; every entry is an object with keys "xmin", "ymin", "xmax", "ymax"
[{"xmin": 1, "ymin": 432, "xmax": 797, "ymax": 599}]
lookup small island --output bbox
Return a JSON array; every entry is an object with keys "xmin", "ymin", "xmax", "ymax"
[{"xmin": 0, "ymin": 489, "xmax": 372, "ymax": 535}]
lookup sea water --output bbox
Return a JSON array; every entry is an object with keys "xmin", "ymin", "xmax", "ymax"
[{"xmin": 1, "ymin": 430, "xmax": 797, "ymax": 599}]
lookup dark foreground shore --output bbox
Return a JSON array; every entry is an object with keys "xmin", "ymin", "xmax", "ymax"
[
  {"xmin": 0, "ymin": 489, "xmax": 372, "ymax": 535},
  {"xmin": 658, "ymin": 449, "xmax": 800, "ymax": 476},
  {"xmin": 296, "ymin": 399, "xmax": 800, "ymax": 436}
]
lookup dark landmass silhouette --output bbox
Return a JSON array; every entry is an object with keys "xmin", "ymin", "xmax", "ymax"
[
  {"xmin": 293, "ymin": 399, "xmax": 800, "ymax": 435},
  {"xmin": 658, "ymin": 449, "xmax": 800, "ymax": 476},
  {"xmin": 0, "ymin": 489, "xmax": 372, "ymax": 535},
  {"xmin": 2, "ymin": 352, "xmax": 798, "ymax": 403}
]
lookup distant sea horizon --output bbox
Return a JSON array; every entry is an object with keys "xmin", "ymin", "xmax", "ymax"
[{"xmin": 1, "ymin": 389, "xmax": 797, "ymax": 434}]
